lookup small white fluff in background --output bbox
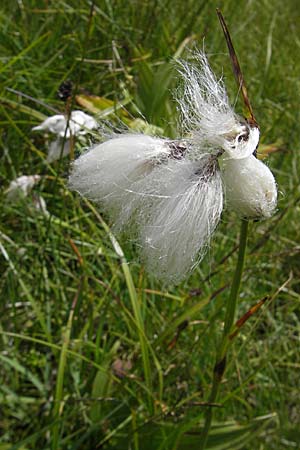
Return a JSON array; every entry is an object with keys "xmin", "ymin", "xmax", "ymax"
[
  {"xmin": 6, "ymin": 175, "xmax": 41, "ymax": 201},
  {"xmin": 5, "ymin": 175, "xmax": 49, "ymax": 216},
  {"xmin": 32, "ymin": 110, "xmax": 98, "ymax": 138},
  {"xmin": 69, "ymin": 51, "xmax": 277, "ymax": 283},
  {"xmin": 33, "ymin": 110, "xmax": 98, "ymax": 162}
]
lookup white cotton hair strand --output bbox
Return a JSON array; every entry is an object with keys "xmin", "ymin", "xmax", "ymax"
[
  {"xmin": 177, "ymin": 51, "xmax": 259, "ymax": 160},
  {"xmin": 69, "ymin": 134, "xmax": 223, "ymax": 282},
  {"xmin": 222, "ymin": 155, "xmax": 277, "ymax": 219},
  {"xmin": 139, "ymin": 157, "xmax": 223, "ymax": 282}
]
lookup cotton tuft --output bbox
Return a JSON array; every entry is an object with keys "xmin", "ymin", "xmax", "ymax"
[
  {"xmin": 69, "ymin": 51, "xmax": 277, "ymax": 283},
  {"xmin": 221, "ymin": 155, "xmax": 277, "ymax": 219},
  {"xmin": 176, "ymin": 51, "xmax": 259, "ymax": 160}
]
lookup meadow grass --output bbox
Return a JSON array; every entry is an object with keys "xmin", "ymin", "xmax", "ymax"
[{"xmin": 1, "ymin": 0, "xmax": 300, "ymax": 449}]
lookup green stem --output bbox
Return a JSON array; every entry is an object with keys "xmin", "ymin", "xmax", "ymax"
[
  {"xmin": 223, "ymin": 220, "xmax": 249, "ymax": 336},
  {"xmin": 200, "ymin": 219, "xmax": 249, "ymax": 450}
]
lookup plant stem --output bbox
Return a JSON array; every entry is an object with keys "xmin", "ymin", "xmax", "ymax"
[
  {"xmin": 84, "ymin": 199, "xmax": 154, "ymax": 413},
  {"xmin": 200, "ymin": 219, "xmax": 249, "ymax": 450}
]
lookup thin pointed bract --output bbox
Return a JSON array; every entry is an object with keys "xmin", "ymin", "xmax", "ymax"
[{"xmin": 216, "ymin": 9, "xmax": 257, "ymax": 126}]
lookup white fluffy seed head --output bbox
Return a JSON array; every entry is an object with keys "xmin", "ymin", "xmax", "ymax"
[
  {"xmin": 69, "ymin": 134, "xmax": 173, "ymax": 232},
  {"xmin": 221, "ymin": 155, "xmax": 277, "ymax": 219},
  {"xmin": 32, "ymin": 110, "xmax": 98, "ymax": 138},
  {"xmin": 69, "ymin": 134, "xmax": 168, "ymax": 203},
  {"xmin": 139, "ymin": 156, "xmax": 223, "ymax": 282},
  {"xmin": 69, "ymin": 134, "xmax": 223, "ymax": 283},
  {"xmin": 177, "ymin": 51, "xmax": 258, "ymax": 159},
  {"xmin": 32, "ymin": 115, "xmax": 68, "ymax": 136},
  {"xmin": 69, "ymin": 50, "xmax": 278, "ymax": 283}
]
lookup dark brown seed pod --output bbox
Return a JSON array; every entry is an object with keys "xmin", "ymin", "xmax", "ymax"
[{"xmin": 57, "ymin": 80, "xmax": 73, "ymax": 102}]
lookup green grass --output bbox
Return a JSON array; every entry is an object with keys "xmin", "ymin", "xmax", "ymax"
[{"xmin": 1, "ymin": 0, "xmax": 300, "ymax": 449}]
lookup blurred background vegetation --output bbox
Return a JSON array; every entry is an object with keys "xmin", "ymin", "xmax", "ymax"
[{"xmin": 0, "ymin": 0, "xmax": 300, "ymax": 449}]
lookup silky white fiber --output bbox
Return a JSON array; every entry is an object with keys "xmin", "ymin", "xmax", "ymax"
[
  {"xmin": 69, "ymin": 134, "xmax": 223, "ymax": 282},
  {"xmin": 222, "ymin": 155, "xmax": 277, "ymax": 219},
  {"xmin": 177, "ymin": 51, "xmax": 259, "ymax": 160},
  {"xmin": 69, "ymin": 50, "xmax": 277, "ymax": 283},
  {"xmin": 69, "ymin": 134, "xmax": 169, "ymax": 226},
  {"xmin": 139, "ymin": 156, "xmax": 223, "ymax": 282}
]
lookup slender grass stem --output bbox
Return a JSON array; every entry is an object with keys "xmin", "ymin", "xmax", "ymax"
[
  {"xmin": 200, "ymin": 219, "xmax": 249, "ymax": 450},
  {"xmin": 52, "ymin": 281, "xmax": 82, "ymax": 450},
  {"xmin": 84, "ymin": 199, "xmax": 154, "ymax": 413},
  {"xmin": 223, "ymin": 220, "xmax": 249, "ymax": 336}
]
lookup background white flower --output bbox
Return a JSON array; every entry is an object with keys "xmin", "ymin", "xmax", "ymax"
[
  {"xmin": 32, "ymin": 110, "xmax": 98, "ymax": 138},
  {"xmin": 5, "ymin": 175, "xmax": 50, "ymax": 216},
  {"xmin": 33, "ymin": 110, "xmax": 98, "ymax": 162}
]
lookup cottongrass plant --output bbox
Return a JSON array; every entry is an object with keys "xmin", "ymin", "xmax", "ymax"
[
  {"xmin": 33, "ymin": 110, "xmax": 98, "ymax": 162},
  {"xmin": 69, "ymin": 51, "xmax": 276, "ymax": 284},
  {"xmin": 69, "ymin": 9, "xmax": 278, "ymax": 448}
]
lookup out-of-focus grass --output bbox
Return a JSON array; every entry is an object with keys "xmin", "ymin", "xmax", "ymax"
[{"xmin": 0, "ymin": 0, "xmax": 300, "ymax": 449}]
